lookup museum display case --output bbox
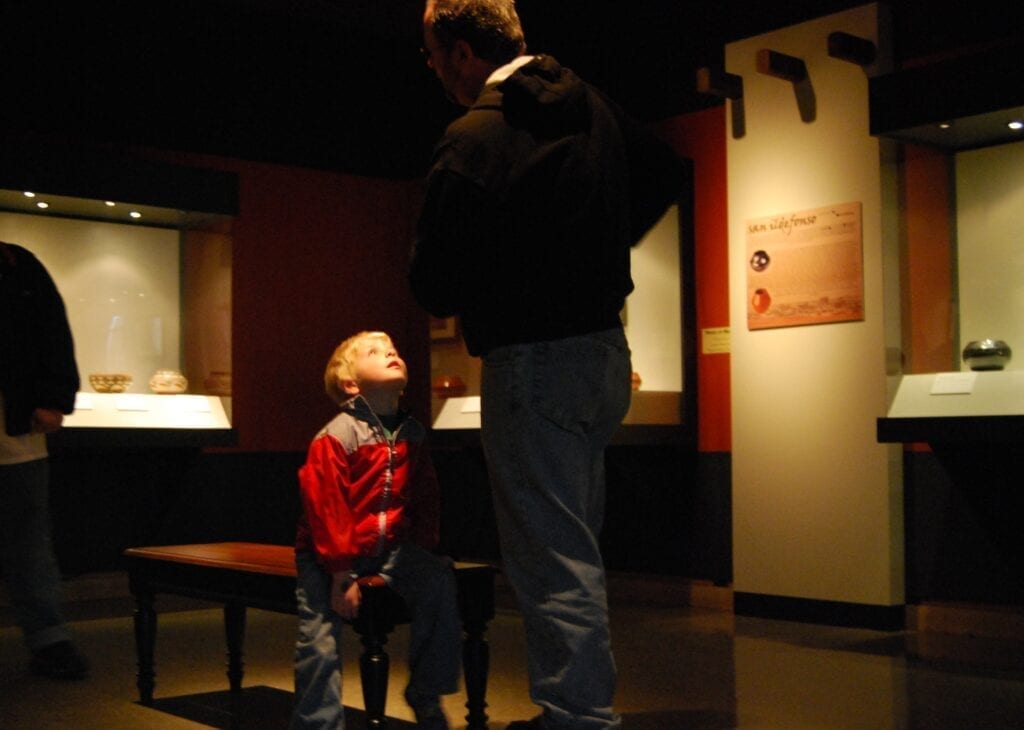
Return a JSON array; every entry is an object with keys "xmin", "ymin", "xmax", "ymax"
[
  {"xmin": 871, "ymin": 49, "xmax": 1024, "ymax": 605},
  {"xmin": 0, "ymin": 143, "xmax": 239, "ymax": 449}
]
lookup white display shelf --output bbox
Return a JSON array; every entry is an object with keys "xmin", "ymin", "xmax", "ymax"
[
  {"xmin": 878, "ymin": 371, "xmax": 1024, "ymax": 443},
  {"xmin": 56, "ymin": 392, "xmax": 236, "ymax": 449},
  {"xmin": 886, "ymin": 371, "xmax": 1024, "ymax": 418},
  {"xmin": 65, "ymin": 392, "xmax": 231, "ymax": 430}
]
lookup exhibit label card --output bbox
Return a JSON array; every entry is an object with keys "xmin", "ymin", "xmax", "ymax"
[
  {"xmin": 746, "ymin": 201, "xmax": 864, "ymax": 330},
  {"xmin": 702, "ymin": 327, "xmax": 731, "ymax": 354},
  {"xmin": 930, "ymin": 372, "xmax": 977, "ymax": 395}
]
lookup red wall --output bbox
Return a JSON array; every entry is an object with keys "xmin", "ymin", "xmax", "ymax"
[
  {"xmin": 655, "ymin": 106, "xmax": 731, "ymax": 453},
  {"xmin": 901, "ymin": 144, "xmax": 955, "ymax": 375},
  {"xmin": 230, "ymin": 163, "xmax": 429, "ymax": 451},
  {"xmin": 157, "ymin": 151, "xmax": 430, "ymax": 452}
]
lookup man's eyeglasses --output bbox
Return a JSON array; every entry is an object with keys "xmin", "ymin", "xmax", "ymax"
[{"xmin": 420, "ymin": 45, "xmax": 444, "ymax": 64}]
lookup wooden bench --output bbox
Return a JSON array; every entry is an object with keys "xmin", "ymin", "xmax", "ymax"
[{"xmin": 123, "ymin": 542, "xmax": 495, "ymax": 729}]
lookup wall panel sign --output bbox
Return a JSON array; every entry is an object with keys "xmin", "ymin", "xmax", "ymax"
[{"xmin": 745, "ymin": 201, "xmax": 863, "ymax": 330}]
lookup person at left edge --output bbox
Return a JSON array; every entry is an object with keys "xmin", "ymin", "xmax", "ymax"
[{"xmin": 0, "ymin": 240, "xmax": 89, "ymax": 680}]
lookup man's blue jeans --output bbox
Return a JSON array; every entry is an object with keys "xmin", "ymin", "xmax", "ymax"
[
  {"xmin": 0, "ymin": 458, "xmax": 71, "ymax": 651},
  {"xmin": 481, "ymin": 328, "xmax": 631, "ymax": 729}
]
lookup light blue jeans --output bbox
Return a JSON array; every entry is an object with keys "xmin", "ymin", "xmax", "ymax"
[
  {"xmin": 481, "ymin": 328, "xmax": 631, "ymax": 730},
  {"xmin": 0, "ymin": 458, "xmax": 72, "ymax": 651},
  {"xmin": 290, "ymin": 543, "xmax": 461, "ymax": 729}
]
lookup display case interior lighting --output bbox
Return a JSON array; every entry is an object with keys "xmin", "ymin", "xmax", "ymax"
[{"xmin": 0, "ymin": 188, "xmax": 227, "ymax": 228}]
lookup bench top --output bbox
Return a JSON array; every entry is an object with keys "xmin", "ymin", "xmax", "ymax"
[
  {"xmin": 124, "ymin": 542, "xmax": 298, "ymax": 576},
  {"xmin": 123, "ymin": 542, "xmax": 492, "ymax": 579}
]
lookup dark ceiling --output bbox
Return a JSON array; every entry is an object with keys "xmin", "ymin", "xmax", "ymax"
[{"xmin": 2, "ymin": 1, "xmax": 1023, "ymax": 178}]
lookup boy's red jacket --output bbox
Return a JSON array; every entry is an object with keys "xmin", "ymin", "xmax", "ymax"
[{"xmin": 295, "ymin": 396, "xmax": 440, "ymax": 573}]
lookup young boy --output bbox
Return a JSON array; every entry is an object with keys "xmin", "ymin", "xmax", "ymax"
[{"xmin": 292, "ymin": 331, "xmax": 460, "ymax": 730}]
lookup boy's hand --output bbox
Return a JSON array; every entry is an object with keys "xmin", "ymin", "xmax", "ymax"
[{"xmin": 331, "ymin": 573, "xmax": 361, "ymax": 619}]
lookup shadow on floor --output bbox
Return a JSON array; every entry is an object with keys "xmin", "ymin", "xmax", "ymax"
[
  {"xmin": 149, "ymin": 686, "xmax": 415, "ymax": 729},
  {"xmin": 620, "ymin": 709, "xmax": 738, "ymax": 729}
]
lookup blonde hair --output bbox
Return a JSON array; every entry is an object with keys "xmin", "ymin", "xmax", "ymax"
[{"xmin": 323, "ymin": 331, "xmax": 392, "ymax": 404}]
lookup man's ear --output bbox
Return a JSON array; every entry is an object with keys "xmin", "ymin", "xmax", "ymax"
[
  {"xmin": 341, "ymin": 378, "xmax": 360, "ymax": 395},
  {"xmin": 452, "ymin": 37, "xmax": 474, "ymax": 63}
]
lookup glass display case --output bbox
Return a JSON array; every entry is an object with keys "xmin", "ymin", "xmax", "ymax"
[{"xmin": 0, "ymin": 149, "xmax": 238, "ymax": 448}]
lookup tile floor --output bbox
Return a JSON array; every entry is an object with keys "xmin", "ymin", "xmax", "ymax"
[{"xmin": 2, "ymin": 575, "xmax": 1024, "ymax": 729}]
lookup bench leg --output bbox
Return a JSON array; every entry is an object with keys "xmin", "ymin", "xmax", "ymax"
[
  {"xmin": 358, "ymin": 628, "xmax": 390, "ymax": 728},
  {"xmin": 132, "ymin": 590, "xmax": 157, "ymax": 706},
  {"xmin": 224, "ymin": 601, "xmax": 247, "ymax": 692},
  {"xmin": 463, "ymin": 616, "xmax": 490, "ymax": 730}
]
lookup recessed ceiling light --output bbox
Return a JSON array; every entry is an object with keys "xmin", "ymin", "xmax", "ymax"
[
  {"xmin": 1008, "ymin": 120, "xmax": 1024, "ymax": 131},
  {"xmin": 23, "ymin": 191, "xmax": 36, "ymax": 198},
  {"xmin": 36, "ymin": 201, "xmax": 49, "ymax": 209},
  {"xmin": 938, "ymin": 122, "xmax": 952, "ymax": 129},
  {"xmin": 105, "ymin": 201, "xmax": 116, "ymax": 207},
  {"xmin": 129, "ymin": 211, "xmax": 142, "ymax": 219}
]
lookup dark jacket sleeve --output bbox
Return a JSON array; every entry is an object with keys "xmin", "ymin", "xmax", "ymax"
[
  {"xmin": 409, "ymin": 166, "xmax": 494, "ymax": 319},
  {"xmin": 1, "ymin": 244, "xmax": 80, "ymax": 436}
]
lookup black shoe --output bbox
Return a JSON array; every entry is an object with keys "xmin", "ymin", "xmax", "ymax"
[
  {"xmin": 30, "ymin": 640, "xmax": 90, "ymax": 680},
  {"xmin": 405, "ymin": 689, "xmax": 449, "ymax": 729}
]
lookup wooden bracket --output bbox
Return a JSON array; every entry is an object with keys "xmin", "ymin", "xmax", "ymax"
[
  {"xmin": 756, "ymin": 49, "xmax": 807, "ymax": 82},
  {"xmin": 696, "ymin": 66, "xmax": 743, "ymax": 100},
  {"xmin": 827, "ymin": 31, "xmax": 877, "ymax": 66},
  {"xmin": 696, "ymin": 66, "xmax": 746, "ymax": 139}
]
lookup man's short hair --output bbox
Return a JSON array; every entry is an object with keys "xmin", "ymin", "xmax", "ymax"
[{"xmin": 429, "ymin": 0, "xmax": 526, "ymax": 65}]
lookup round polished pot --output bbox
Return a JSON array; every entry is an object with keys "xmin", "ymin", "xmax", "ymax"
[{"xmin": 962, "ymin": 339, "xmax": 1012, "ymax": 371}]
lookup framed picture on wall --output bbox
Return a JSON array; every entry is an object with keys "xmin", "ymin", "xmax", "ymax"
[{"xmin": 429, "ymin": 316, "xmax": 458, "ymax": 341}]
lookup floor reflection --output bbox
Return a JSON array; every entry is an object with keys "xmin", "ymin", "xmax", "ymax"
[{"xmin": 1, "ymin": 587, "xmax": 1023, "ymax": 728}]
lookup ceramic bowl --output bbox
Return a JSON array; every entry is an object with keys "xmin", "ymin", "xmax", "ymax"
[
  {"xmin": 89, "ymin": 373, "xmax": 133, "ymax": 393},
  {"xmin": 149, "ymin": 369, "xmax": 188, "ymax": 394},
  {"xmin": 962, "ymin": 339, "xmax": 1012, "ymax": 371}
]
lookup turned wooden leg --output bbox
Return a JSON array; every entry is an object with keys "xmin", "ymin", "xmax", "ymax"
[
  {"xmin": 224, "ymin": 601, "xmax": 247, "ymax": 692},
  {"xmin": 358, "ymin": 628, "xmax": 390, "ymax": 728},
  {"xmin": 132, "ymin": 589, "xmax": 157, "ymax": 706},
  {"xmin": 456, "ymin": 567, "xmax": 495, "ymax": 729},
  {"xmin": 462, "ymin": 616, "xmax": 491, "ymax": 730}
]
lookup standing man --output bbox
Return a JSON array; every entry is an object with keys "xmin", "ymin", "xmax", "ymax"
[
  {"xmin": 410, "ymin": 2, "xmax": 684, "ymax": 728},
  {"xmin": 0, "ymin": 241, "xmax": 88, "ymax": 680}
]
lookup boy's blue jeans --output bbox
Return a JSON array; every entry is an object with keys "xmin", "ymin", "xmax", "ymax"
[
  {"xmin": 481, "ymin": 328, "xmax": 631, "ymax": 730},
  {"xmin": 0, "ymin": 458, "xmax": 72, "ymax": 651},
  {"xmin": 290, "ymin": 542, "xmax": 461, "ymax": 729}
]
